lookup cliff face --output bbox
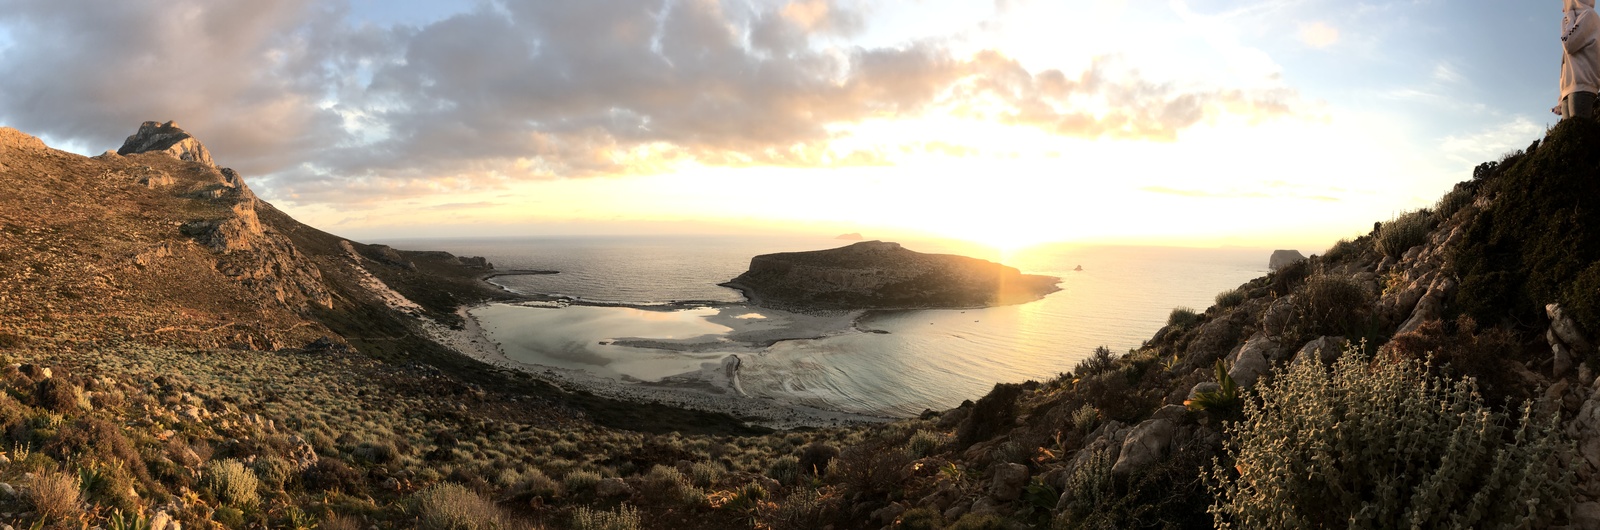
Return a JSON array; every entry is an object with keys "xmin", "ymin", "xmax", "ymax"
[
  {"xmin": 0, "ymin": 122, "xmax": 506, "ymax": 352},
  {"xmin": 722, "ymin": 241, "xmax": 1060, "ymax": 310}
]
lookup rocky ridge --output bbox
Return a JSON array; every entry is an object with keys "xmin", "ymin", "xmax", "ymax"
[{"xmin": 722, "ymin": 240, "xmax": 1060, "ymax": 310}]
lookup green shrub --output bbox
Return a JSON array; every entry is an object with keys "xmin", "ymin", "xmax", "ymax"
[
  {"xmin": 904, "ymin": 430, "xmax": 942, "ymax": 458},
  {"xmin": 1214, "ymin": 288, "xmax": 1246, "ymax": 309},
  {"xmin": 254, "ymin": 456, "xmax": 295, "ymax": 491},
  {"xmin": 563, "ymin": 469, "xmax": 602, "ymax": 495},
  {"xmin": 1072, "ymin": 346, "xmax": 1116, "ymax": 378},
  {"xmin": 1208, "ymin": 348, "xmax": 1572, "ymax": 528},
  {"xmin": 767, "ymin": 455, "xmax": 801, "ymax": 485},
  {"xmin": 1287, "ymin": 273, "xmax": 1372, "ymax": 343},
  {"xmin": 1167, "ymin": 307, "xmax": 1201, "ymax": 329},
  {"xmin": 1434, "ymin": 181, "xmax": 1477, "ymax": 223},
  {"xmin": 1069, "ymin": 405, "xmax": 1099, "ymax": 433},
  {"xmin": 642, "ymin": 464, "xmax": 703, "ymax": 506},
  {"xmin": 1184, "ymin": 360, "xmax": 1240, "ymax": 419},
  {"xmin": 29, "ymin": 469, "xmax": 81, "ymax": 521},
  {"xmin": 205, "ymin": 459, "xmax": 260, "ymax": 508},
  {"xmin": 571, "ymin": 504, "xmax": 641, "ymax": 530},
  {"xmin": 1375, "ymin": 209, "xmax": 1434, "ymax": 259},
  {"xmin": 688, "ymin": 461, "xmax": 721, "ymax": 487},
  {"xmin": 416, "ymin": 482, "xmax": 506, "ymax": 530},
  {"xmin": 1322, "ymin": 237, "xmax": 1365, "ymax": 263}
]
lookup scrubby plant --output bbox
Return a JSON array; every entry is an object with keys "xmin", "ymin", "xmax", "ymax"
[
  {"xmin": 764, "ymin": 488, "xmax": 838, "ymax": 530},
  {"xmin": 571, "ymin": 504, "xmax": 641, "ymax": 530},
  {"xmin": 205, "ymin": 458, "xmax": 261, "ymax": 508},
  {"xmin": 1287, "ymin": 272, "xmax": 1373, "ymax": 344},
  {"xmin": 1167, "ymin": 307, "xmax": 1201, "ymax": 329},
  {"xmin": 767, "ymin": 455, "xmax": 801, "ymax": 485},
  {"xmin": 1208, "ymin": 348, "xmax": 1573, "ymax": 528},
  {"xmin": 904, "ymin": 429, "xmax": 943, "ymax": 458},
  {"xmin": 643, "ymin": 464, "xmax": 704, "ymax": 506},
  {"xmin": 416, "ymin": 482, "xmax": 506, "ymax": 530},
  {"xmin": 1184, "ymin": 359, "xmax": 1240, "ymax": 419},
  {"xmin": 1214, "ymin": 288, "xmax": 1246, "ymax": 309},
  {"xmin": 1375, "ymin": 209, "xmax": 1434, "ymax": 259},
  {"xmin": 254, "ymin": 455, "xmax": 295, "ymax": 491},
  {"xmin": 798, "ymin": 442, "xmax": 839, "ymax": 477},
  {"xmin": 1072, "ymin": 346, "xmax": 1117, "ymax": 378},
  {"xmin": 1434, "ymin": 181, "xmax": 1477, "ymax": 223},
  {"xmin": 1069, "ymin": 405, "xmax": 1100, "ymax": 433},
  {"xmin": 563, "ymin": 469, "xmax": 603, "ymax": 496},
  {"xmin": 1322, "ymin": 237, "xmax": 1366, "ymax": 263},
  {"xmin": 30, "ymin": 469, "xmax": 81, "ymax": 521}
]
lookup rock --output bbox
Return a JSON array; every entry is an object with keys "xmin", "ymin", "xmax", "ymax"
[
  {"xmin": 381, "ymin": 477, "xmax": 401, "ymax": 491},
  {"xmin": 1268, "ymin": 250, "xmax": 1306, "ymax": 270},
  {"xmin": 835, "ymin": 232, "xmax": 865, "ymax": 240},
  {"xmin": 871, "ymin": 503, "xmax": 907, "ymax": 524},
  {"xmin": 367, "ymin": 244, "xmax": 417, "ymax": 270},
  {"xmin": 1227, "ymin": 333, "xmax": 1275, "ymax": 388},
  {"xmin": 969, "ymin": 496, "xmax": 1005, "ymax": 517},
  {"xmin": 117, "ymin": 121, "xmax": 215, "ymax": 168},
  {"xmin": 721, "ymin": 241, "xmax": 1061, "ymax": 310},
  {"xmin": 459, "ymin": 256, "xmax": 494, "ymax": 269},
  {"xmin": 1187, "ymin": 382, "xmax": 1220, "ymax": 401},
  {"xmin": 1152, "ymin": 404, "xmax": 1188, "ymax": 422},
  {"xmin": 1550, "ymin": 303, "xmax": 1595, "ymax": 354},
  {"xmin": 1112, "ymin": 418, "xmax": 1176, "ymax": 475},
  {"xmin": 0, "ymin": 483, "xmax": 13, "ymax": 497},
  {"xmin": 989, "ymin": 462, "xmax": 1028, "ymax": 501},
  {"xmin": 1554, "ymin": 328, "xmax": 1577, "ymax": 378},
  {"xmin": 1575, "ymin": 502, "xmax": 1600, "ymax": 530},
  {"xmin": 150, "ymin": 511, "xmax": 174, "ymax": 530},
  {"xmin": 0, "ymin": 127, "xmax": 47, "ymax": 152},
  {"xmin": 596, "ymin": 477, "xmax": 632, "ymax": 498},
  {"xmin": 1292, "ymin": 336, "xmax": 1349, "ymax": 368},
  {"xmin": 1261, "ymin": 296, "xmax": 1295, "ymax": 337},
  {"xmin": 918, "ymin": 482, "xmax": 961, "ymax": 511}
]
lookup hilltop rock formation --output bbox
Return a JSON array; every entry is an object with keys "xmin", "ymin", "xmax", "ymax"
[
  {"xmin": 722, "ymin": 241, "xmax": 1059, "ymax": 310},
  {"xmin": 835, "ymin": 232, "xmax": 864, "ymax": 240},
  {"xmin": 118, "ymin": 120, "xmax": 215, "ymax": 168},
  {"xmin": 1268, "ymin": 249, "xmax": 1305, "ymax": 270},
  {"xmin": 0, "ymin": 127, "xmax": 46, "ymax": 152}
]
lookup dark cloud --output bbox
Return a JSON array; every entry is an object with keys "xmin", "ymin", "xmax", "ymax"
[{"xmin": 0, "ymin": 0, "xmax": 1297, "ymax": 207}]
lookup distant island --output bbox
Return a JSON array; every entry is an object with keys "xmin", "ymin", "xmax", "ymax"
[
  {"xmin": 834, "ymin": 232, "xmax": 865, "ymax": 240},
  {"xmin": 721, "ymin": 241, "xmax": 1060, "ymax": 310},
  {"xmin": 1269, "ymin": 249, "xmax": 1306, "ymax": 270}
]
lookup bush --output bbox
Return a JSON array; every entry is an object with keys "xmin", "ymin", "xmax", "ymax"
[
  {"xmin": 642, "ymin": 464, "xmax": 703, "ymax": 506},
  {"xmin": 1375, "ymin": 209, "xmax": 1434, "ymax": 259},
  {"xmin": 1322, "ymin": 237, "xmax": 1365, "ymax": 263},
  {"xmin": 904, "ymin": 430, "xmax": 942, "ymax": 458},
  {"xmin": 29, "ymin": 469, "xmax": 80, "ymax": 521},
  {"xmin": 416, "ymin": 482, "xmax": 506, "ymax": 530},
  {"xmin": 1214, "ymin": 288, "xmax": 1246, "ymax": 309},
  {"xmin": 1072, "ymin": 346, "xmax": 1116, "ymax": 378},
  {"xmin": 563, "ymin": 470, "xmax": 602, "ymax": 496},
  {"xmin": 1167, "ymin": 307, "xmax": 1201, "ymax": 328},
  {"xmin": 254, "ymin": 456, "xmax": 295, "ymax": 491},
  {"xmin": 798, "ymin": 442, "xmax": 838, "ymax": 477},
  {"xmin": 1434, "ymin": 181, "xmax": 1477, "ymax": 223},
  {"xmin": 1208, "ymin": 348, "xmax": 1573, "ymax": 528},
  {"xmin": 767, "ymin": 455, "xmax": 801, "ymax": 486},
  {"xmin": 205, "ymin": 459, "xmax": 260, "ymax": 508},
  {"xmin": 572, "ymin": 504, "xmax": 641, "ymax": 530},
  {"xmin": 1287, "ymin": 273, "xmax": 1372, "ymax": 343}
]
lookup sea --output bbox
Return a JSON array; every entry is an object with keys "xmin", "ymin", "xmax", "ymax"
[{"xmin": 380, "ymin": 236, "xmax": 1271, "ymax": 417}]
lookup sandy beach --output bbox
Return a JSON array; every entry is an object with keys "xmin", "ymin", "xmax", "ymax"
[{"xmin": 425, "ymin": 303, "xmax": 892, "ymax": 430}]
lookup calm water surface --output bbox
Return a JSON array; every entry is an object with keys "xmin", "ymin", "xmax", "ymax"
[{"xmin": 386, "ymin": 236, "xmax": 1270, "ymax": 416}]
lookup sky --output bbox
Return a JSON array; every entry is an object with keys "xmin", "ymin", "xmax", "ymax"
[{"xmin": 0, "ymin": 0, "xmax": 1557, "ymax": 253}]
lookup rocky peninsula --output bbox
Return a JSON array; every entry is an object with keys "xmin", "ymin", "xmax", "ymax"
[{"xmin": 721, "ymin": 241, "xmax": 1060, "ymax": 310}]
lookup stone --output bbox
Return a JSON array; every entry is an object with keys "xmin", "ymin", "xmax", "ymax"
[
  {"xmin": 1112, "ymin": 418, "xmax": 1176, "ymax": 475},
  {"xmin": 1268, "ymin": 249, "xmax": 1306, "ymax": 270},
  {"xmin": 871, "ymin": 503, "xmax": 907, "ymax": 524},
  {"xmin": 1262, "ymin": 296, "xmax": 1295, "ymax": 337},
  {"xmin": 989, "ymin": 462, "xmax": 1029, "ymax": 501},
  {"xmin": 150, "ymin": 511, "xmax": 174, "ymax": 530},
  {"xmin": 1574, "ymin": 502, "xmax": 1600, "ymax": 529},
  {"xmin": 1187, "ymin": 382, "xmax": 1220, "ymax": 401},
  {"xmin": 596, "ymin": 477, "xmax": 632, "ymax": 498},
  {"xmin": 1293, "ymin": 336, "xmax": 1349, "ymax": 368},
  {"xmin": 1227, "ymin": 333, "xmax": 1275, "ymax": 388},
  {"xmin": 1554, "ymin": 328, "xmax": 1577, "ymax": 378},
  {"xmin": 117, "ymin": 121, "xmax": 215, "ymax": 168},
  {"xmin": 1550, "ymin": 303, "xmax": 1595, "ymax": 354}
]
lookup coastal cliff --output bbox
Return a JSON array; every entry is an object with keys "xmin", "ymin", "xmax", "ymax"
[{"xmin": 721, "ymin": 241, "xmax": 1060, "ymax": 310}]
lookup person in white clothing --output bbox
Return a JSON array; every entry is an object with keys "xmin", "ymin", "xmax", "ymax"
[{"xmin": 1561, "ymin": 0, "xmax": 1600, "ymax": 119}]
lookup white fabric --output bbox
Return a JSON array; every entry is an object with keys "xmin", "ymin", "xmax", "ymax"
[{"xmin": 1564, "ymin": 0, "xmax": 1600, "ymax": 100}]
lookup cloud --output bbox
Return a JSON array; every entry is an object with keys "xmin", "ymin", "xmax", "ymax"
[
  {"xmin": 1299, "ymin": 21, "xmax": 1339, "ymax": 49},
  {"xmin": 0, "ymin": 0, "xmax": 1299, "ymax": 207}
]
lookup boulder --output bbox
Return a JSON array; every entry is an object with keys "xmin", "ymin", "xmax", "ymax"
[
  {"xmin": 596, "ymin": 477, "xmax": 632, "ymax": 498},
  {"xmin": 117, "ymin": 120, "xmax": 215, "ymax": 168},
  {"xmin": 1268, "ymin": 250, "xmax": 1306, "ymax": 270},
  {"xmin": 1550, "ymin": 303, "xmax": 1594, "ymax": 354},
  {"xmin": 871, "ymin": 503, "xmax": 907, "ymax": 524},
  {"xmin": 1262, "ymin": 296, "xmax": 1295, "ymax": 337},
  {"xmin": 1112, "ymin": 417, "xmax": 1176, "ymax": 475},
  {"xmin": 1575, "ymin": 501, "xmax": 1600, "ymax": 530},
  {"xmin": 1227, "ymin": 333, "xmax": 1277, "ymax": 388},
  {"xmin": 1292, "ymin": 336, "xmax": 1349, "ymax": 368},
  {"xmin": 989, "ymin": 462, "xmax": 1029, "ymax": 501}
]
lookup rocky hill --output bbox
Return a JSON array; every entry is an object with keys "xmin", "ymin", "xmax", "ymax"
[
  {"xmin": 2, "ymin": 117, "xmax": 1600, "ymax": 529},
  {"xmin": 722, "ymin": 241, "xmax": 1061, "ymax": 310}
]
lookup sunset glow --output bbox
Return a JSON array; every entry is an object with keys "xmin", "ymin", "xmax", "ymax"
[{"xmin": 0, "ymin": 0, "xmax": 1554, "ymax": 252}]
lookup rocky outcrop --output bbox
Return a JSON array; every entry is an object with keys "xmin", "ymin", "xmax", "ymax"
[
  {"xmin": 1268, "ymin": 249, "xmax": 1306, "ymax": 270},
  {"xmin": 117, "ymin": 120, "xmax": 215, "ymax": 168},
  {"xmin": 835, "ymin": 232, "xmax": 865, "ymax": 240},
  {"xmin": 0, "ymin": 127, "xmax": 47, "ymax": 152},
  {"xmin": 722, "ymin": 241, "xmax": 1060, "ymax": 310}
]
